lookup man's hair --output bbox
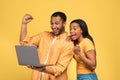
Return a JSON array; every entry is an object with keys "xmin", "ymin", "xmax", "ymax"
[{"xmin": 51, "ymin": 11, "xmax": 67, "ymax": 22}]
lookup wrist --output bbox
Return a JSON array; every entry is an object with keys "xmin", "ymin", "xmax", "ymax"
[
  {"xmin": 21, "ymin": 23, "xmax": 27, "ymax": 28},
  {"xmin": 22, "ymin": 23, "xmax": 27, "ymax": 25}
]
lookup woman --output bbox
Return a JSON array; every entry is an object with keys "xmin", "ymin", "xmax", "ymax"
[{"xmin": 69, "ymin": 19, "xmax": 98, "ymax": 80}]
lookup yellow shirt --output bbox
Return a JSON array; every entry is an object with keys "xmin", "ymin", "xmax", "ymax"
[
  {"xmin": 20, "ymin": 31, "xmax": 74, "ymax": 80},
  {"xmin": 74, "ymin": 38, "xmax": 95, "ymax": 74}
]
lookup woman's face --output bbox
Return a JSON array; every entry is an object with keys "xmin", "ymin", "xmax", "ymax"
[{"xmin": 70, "ymin": 22, "xmax": 83, "ymax": 41}]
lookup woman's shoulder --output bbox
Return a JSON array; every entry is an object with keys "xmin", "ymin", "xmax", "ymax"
[
  {"xmin": 82, "ymin": 38, "xmax": 94, "ymax": 46},
  {"xmin": 82, "ymin": 38, "xmax": 92, "ymax": 43},
  {"xmin": 82, "ymin": 38, "xmax": 95, "ymax": 52}
]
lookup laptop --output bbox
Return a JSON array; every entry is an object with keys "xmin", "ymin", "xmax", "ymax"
[{"xmin": 15, "ymin": 45, "xmax": 53, "ymax": 67}]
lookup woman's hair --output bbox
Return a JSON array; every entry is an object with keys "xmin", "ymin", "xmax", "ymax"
[{"xmin": 70, "ymin": 19, "xmax": 94, "ymax": 45}]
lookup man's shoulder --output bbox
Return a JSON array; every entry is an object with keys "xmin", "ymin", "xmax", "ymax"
[
  {"xmin": 66, "ymin": 40, "xmax": 74, "ymax": 45},
  {"xmin": 62, "ymin": 39, "xmax": 74, "ymax": 48},
  {"xmin": 59, "ymin": 33, "xmax": 74, "ymax": 46},
  {"xmin": 41, "ymin": 31, "xmax": 51, "ymax": 34}
]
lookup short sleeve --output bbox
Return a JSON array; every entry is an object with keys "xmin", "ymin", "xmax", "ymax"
[{"xmin": 84, "ymin": 38, "xmax": 95, "ymax": 53}]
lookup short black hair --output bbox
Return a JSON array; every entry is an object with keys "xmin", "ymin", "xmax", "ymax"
[{"xmin": 51, "ymin": 11, "xmax": 67, "ymax": 22}]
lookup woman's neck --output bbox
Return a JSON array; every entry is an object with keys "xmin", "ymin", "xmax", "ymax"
[{"xmin": 77, "ymin": 36, "xmax": 84, "ymax": 43}]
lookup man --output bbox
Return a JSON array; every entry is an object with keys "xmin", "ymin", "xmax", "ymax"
[{"xmin": 19, "ymin": 12, "xmax": 74, "ymax": 80}]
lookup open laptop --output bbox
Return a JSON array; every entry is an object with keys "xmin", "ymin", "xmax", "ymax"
[{"xmin": 15, "ymin": 45, "xmax": 53, "ymax": 67}]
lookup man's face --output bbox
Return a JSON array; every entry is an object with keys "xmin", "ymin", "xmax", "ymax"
[{"xmin": 50, "ymin": 16, "xmax": 66, "ymax": 36}]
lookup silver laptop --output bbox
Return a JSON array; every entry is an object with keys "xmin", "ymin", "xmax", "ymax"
[{"xmin": 15, "ymin": 45, "xmax": 53, "ymax": 67}]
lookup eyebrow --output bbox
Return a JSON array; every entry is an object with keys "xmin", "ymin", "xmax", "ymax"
[{"xmin": 72, "ymin": 26, "xmax": 79, "ymax": 28}]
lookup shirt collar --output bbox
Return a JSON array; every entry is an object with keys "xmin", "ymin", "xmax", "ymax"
[{"xmin": 50, "ymin": 32, "xmax": 68, "ymax": 39}]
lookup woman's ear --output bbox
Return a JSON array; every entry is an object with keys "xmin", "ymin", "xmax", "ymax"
[
  {"xmin": 80, "ymin": 28, "xmax": 83, "ymax": 34},
  {"xmin": 81, "ymin": 30, "xmax": 83, "ymax": 33}
]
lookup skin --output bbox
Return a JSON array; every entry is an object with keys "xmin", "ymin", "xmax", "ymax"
[
  {"xmin": 20, "ymin": 14, "xmax": 33, "ymax": 41},
  {"xmin": 20, "ymin": 14, "xmax": 66, "ymax": 75},
  {"xmin": 70, "ymin": 22, "xmax": 96, "ymax": 71},
  {"xmin": 50, "ymin": 16, "xmax": 66, "ymax": 36}
]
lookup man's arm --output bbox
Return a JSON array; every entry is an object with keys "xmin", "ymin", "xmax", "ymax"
[
  {"xmin": 34, "ymin": 42, "xmax": 74, "ymax": 76},
  {"xmin": 19, "ymin": 14, "xmax": 33, "ymax": 42},
  {"xmin": 46, "ymin": 42, "xmax": 74, "ymax": 76}
]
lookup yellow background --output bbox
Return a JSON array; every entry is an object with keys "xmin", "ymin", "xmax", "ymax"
[{"xmin": 0, "ymin": 0, "xmax": 120, "ymax": 80}]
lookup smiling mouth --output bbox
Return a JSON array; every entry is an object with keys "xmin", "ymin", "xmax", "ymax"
[
  {"xmin": 69, "ymin": 33, "xmax": 76, "ymax": 40},
  {"xmin": 53, "ymin": 28, "xmax": 58, "ymax": 32}
]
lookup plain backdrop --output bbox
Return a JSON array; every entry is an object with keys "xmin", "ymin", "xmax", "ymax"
[{"xmin": 0, "ymin": 0, "xmax": 120, "ymax": 80}]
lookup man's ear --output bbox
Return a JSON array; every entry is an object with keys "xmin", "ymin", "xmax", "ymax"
[
  {"xmin": 63, "ymin": 24, "xmax": 65, "ymax": 27},
  {"xmin": 63, "ymin": 22, "xmax": 66, "ymax": 27}
]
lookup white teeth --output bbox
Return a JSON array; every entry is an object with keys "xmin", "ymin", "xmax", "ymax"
[
  {"xmin": 69, "ymin": 33, "xmax": 76, "ymax": 37},
  {"xmin": 53, "ymin": 28, "xmax": 59, "ymax": 33},
  {"xmin": 53, "ymin": 28, "xmax": 58, "ymax": 30}
]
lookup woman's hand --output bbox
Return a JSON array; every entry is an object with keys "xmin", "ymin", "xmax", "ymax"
[{"xmin": 74, "ymin": 45, "xmax": 80, "ymax": 54}]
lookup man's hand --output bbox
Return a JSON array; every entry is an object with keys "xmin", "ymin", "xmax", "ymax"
[
  {"xmin": 66, "ymin": 35, "xmax": 72, "ymax": 41},
  {"xmin": 27, "ymin": 65, "xmax": 46, "ymax": 72},
  {"xmin": 22, "ymin": 14, "xmax": 33, "ymax": 24}
]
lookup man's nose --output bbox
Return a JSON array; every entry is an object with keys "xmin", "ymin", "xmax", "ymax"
[{"xmin": 51, "ymin": 24, "xmax": 57, "ymax": 28}]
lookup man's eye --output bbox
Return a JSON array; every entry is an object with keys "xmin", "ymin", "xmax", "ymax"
[
  {"xmin": 73, "ymin": 28, "xmax": 77, "ymax": 30},
  {"xmin": 55, "ymin": 23, "xmax": 59, "ymax": 25}
]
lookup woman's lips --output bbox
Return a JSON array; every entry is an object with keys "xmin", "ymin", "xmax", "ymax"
[
  {"xmin": 70, "ymin": 33, "xmax": 76, "ymax": 39},
  {"xmin": 70, "ymin": 33, "xmax": 76, "ymax": 37}
]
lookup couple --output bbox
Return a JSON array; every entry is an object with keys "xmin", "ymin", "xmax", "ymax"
[{"xmin": 19, "ymin": 11, "xmax": 98, "ymax": 80}]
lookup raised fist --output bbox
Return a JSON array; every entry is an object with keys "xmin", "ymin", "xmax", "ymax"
[{"xmin": 22, "ymin": 14, "xmax": 33, "ymax": 24}]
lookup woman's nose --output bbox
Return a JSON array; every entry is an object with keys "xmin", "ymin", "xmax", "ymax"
[{"xmin": 70, "ymin": 29, "xmax": 74, "ymax": 33}]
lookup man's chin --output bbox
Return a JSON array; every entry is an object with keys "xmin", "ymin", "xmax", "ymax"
[
  {"xmin": 53, "ymin": 31, "xmax": 61, "ymax": 36},
  {"xmin": 53, "ymin": 32, "xmax": 59, "ymax": 36}
]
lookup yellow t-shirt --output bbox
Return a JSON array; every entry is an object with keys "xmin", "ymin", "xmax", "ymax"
[{"xmin": 74, "ymin": 38, "xmax": 96, "ymax": 74}]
